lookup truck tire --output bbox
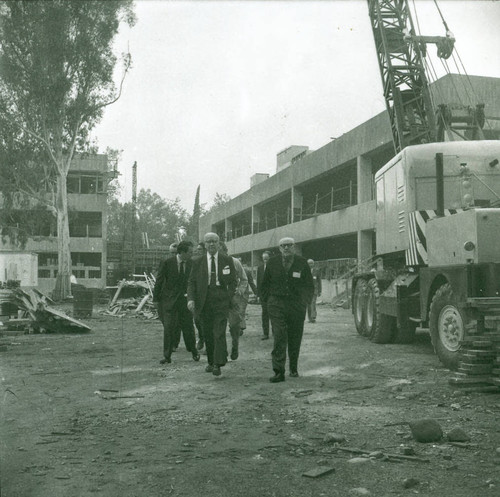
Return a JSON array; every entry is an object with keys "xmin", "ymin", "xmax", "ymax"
[
  {"xmin": 429, "ymin": 283, "xmax": 465, "ymax": 370},
  {"xmin": 353, "ymin": 279, "xmax": 367, "ymax": 336},
  {"xmin": 392, "ymin": 320, "xmax": 417, "ymax": 344},
  {"xmin": 366, "ymin": 278, "xmax": 395, "ymax": 344}
]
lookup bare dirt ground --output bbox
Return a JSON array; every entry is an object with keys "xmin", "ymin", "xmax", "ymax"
[{"xmin": 1, "ymin": 302, "xmax": 500, "ymax": 497}]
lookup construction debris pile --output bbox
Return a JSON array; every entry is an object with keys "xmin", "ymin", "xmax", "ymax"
[
  {"xmin": 100, "ymin": 274, "xmax": 158, "ymax": 319},
  {"xmin": 10, "ymin": 288, "xmax": 91, "ymax": 333}
]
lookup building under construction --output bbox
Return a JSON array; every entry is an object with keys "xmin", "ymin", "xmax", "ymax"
[{"xmin": 199, "ymin": 75, "xmax": 500, "ymax": 269}]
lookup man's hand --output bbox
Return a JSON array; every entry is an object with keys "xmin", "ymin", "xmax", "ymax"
[{"xmin": 187, "ymin": 300, "xmax": 195, "ymax": 314}]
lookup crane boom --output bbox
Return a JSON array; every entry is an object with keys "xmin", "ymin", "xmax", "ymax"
[{"xmin": 367, "ymin": 0, "xmax": 438, "ymax": 153}]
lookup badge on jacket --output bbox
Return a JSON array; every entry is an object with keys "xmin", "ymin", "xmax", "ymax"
[
  {"xmin": 292, "ymin": 271, "xmax": 301, "ymax": 278},
  {"xmin": 223, "ymin": 266, "xmax": 230, "ymax": 275}
]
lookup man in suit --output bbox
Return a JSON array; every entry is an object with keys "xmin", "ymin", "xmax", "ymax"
[
  {"xmin": 153, "ymin": 240, "xmax": 200, "ymax": 364},
  {"xmin": 256, "ymin": 251, "xmax": 271, "ymax": 340},
  {"xmin": 193, "ymin": 242, "xmax": 206, "ymax": 351},
  {"xmin": 261, "ymin": 238, "xmax": 314, "ymax": 383},
  {"xmin": 307, "ymin": 259, "xmax": 322, "ymax": 323},
  {"xmin": 187, "ymin": 232, "xmax": 237, "ymax": 377}
]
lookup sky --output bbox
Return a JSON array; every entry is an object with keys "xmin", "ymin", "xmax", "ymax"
[{"xmin": 92, "ymin": 0, "xmax": 500, "ymax": 212}]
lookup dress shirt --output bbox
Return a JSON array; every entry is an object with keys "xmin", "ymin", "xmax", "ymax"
[{"xmin": 206, "ymin": 251, "xmax": 220, "ymax": 286}]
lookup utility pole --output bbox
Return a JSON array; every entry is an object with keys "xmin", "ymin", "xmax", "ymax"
[{"xmin": 132, "ymin": 161, "xmax": 137, "ymax": 275}]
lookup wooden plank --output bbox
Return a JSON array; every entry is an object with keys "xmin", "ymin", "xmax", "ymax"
[
  {"xmin": 135, "ymin": 294, "xmax": 151, "ymax": 313},
  {"xmin": 109, "ymin": 280, "xmax": 125, "ymax": 307},
  {"xmin": 44, "ymin": 306, "xmax": 91, "ymax": 331}
]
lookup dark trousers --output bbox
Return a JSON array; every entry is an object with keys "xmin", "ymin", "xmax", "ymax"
[
  {"xmin": 268, "ymin": 296, "xmax": 306, "ymax": 374},
  {"xmin": 261, "ymin": 300, "xmax": 270, "ymax": 337},
  {"xmin": 194, "ymin": 316, "xmax": 204, "ymax": 343},
  {"xmin": 159, "ymin": 298, "xmax": 196, "ymax": 359},
  {"xmin": 200, "ymin": 287, "xmax": 230, "ymax": 367}
]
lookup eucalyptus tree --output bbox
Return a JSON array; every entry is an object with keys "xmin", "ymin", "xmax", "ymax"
[{"xmin": 0, "ymin": 0, "xmax": 135, "ymax": 299}]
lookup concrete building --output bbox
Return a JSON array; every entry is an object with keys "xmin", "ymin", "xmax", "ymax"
[
  {"xmin": 199, "ymin": 75, "xmax": 500, "ymax": 270},
  {"xmin": 19, "ymin": 153, "xmax": 114, "ymax": 293}
]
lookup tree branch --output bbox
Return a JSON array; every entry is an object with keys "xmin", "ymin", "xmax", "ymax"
[{"xmin": 92, "ymin": 52, "xmax": 131, "ymax": 112}]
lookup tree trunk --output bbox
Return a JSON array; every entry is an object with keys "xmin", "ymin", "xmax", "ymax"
[{"xmin": 53, "ymin": 171, "xmax": 72, "ymax": 301}]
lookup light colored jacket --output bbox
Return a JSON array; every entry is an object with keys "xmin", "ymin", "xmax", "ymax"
[{"xmin": 232, "ymin": 257, "xmax": 248, "ymax": 296}]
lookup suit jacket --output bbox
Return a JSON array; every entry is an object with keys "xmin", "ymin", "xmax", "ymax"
[
  {"xmin": 256, "ymin": 263, "xmax": 267, "ymax": 298},
  {"xmin": 187, "ymin": 252, "xmax": 237, "ymax": 317},
  {"xmin": 152, "ymin": 257, "xmax": 192, "ymax": 311},
  {"xmin": 260, "ymin": 254, "xmax": 314, "ymax": 308},
  {"xmin": 311, "ymin": 268, "xmax": 322, "ymax": 296}
]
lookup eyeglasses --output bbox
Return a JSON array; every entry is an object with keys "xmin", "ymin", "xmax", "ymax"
[
  {"xmin": 280, "ymin": 243, "xmax": 294, "ymax": 248},
  {"xmin": 205, "ymin": 240, "xmax": 218, "ymax": 245}
]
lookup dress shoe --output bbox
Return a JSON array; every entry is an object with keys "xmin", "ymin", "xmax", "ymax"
[
  {"xmin": 212, "ymin": 365, "xmax": 222, "ymax": 376},
  {"xmin": 192, "ymin": 352, "xmax": 200, "ymax": 362},
  {"xmin": 269, "ymin": 373, "xmax": 285, "ymax": 383},
  {"xmin": 160, "ymin": 357, "xmax": 171, "ymax": 364},
  {"xmin": 205, "ymin": 364, "xmax": 214, "ymax": 373},
  {"xmin": 196, "ymin": 340, "xmax": 204, "ymax": 350},
  {"xmin": 261, "ymin": 335, "xmax": 269, "ymax": 340},
  {"xmin": 230, "ymin": 346, "xmax": 239, "ymax": 361},
  {"xmin": 289, "ymin": 371, "xmax": 299, "ymax": 377}
]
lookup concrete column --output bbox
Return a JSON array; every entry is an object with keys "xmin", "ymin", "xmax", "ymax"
[
  {"xmin": 224, "ymin": 219, "xmax": 232, "ymax": 241},
  {"xmin": 291, "ymin": 187, "xmax": 303, "ymax": 222},
  {"xmin": 357, "ymin": 154, "xmax": 373, "ymax": 204},
  {"xmin": 357, "ymin": 229, "xmax": 373, "ymax": 266}
]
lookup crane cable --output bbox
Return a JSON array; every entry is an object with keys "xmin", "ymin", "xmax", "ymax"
[
  {"xmin": 432, "ymin": 0, "xmax": 450, "ymax": 32},
  {"xmin": 433, "ymin": 0, "xmax": 493, "ymax": 133}
]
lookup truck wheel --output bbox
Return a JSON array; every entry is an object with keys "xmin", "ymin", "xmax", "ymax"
[
  {"xmin": 429, "ymin": 283, "xmax": 465, "ymax": 370},
  {"xmin": 353, "ymin": 279, "xmax": 367, "ymax": 336},
  {"xmin": 392, "ymin": 320, "xmax": 417, "ymax": 344},
  {"xmin": 366, "ymin": 278, "xmax": 395, "ymax": 344}
]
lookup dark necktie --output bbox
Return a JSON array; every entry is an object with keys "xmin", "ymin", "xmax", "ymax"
[
  {"xmin": 210, "ymin": 256, "xmax": 216, "ymax": 287},
  {"xmin": 180, "ymin": 261, "xmax": 185, "ymax": 275}
]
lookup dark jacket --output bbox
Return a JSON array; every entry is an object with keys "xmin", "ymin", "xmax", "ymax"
[
  {"xmin": 152, "ymin": 257, "xmax": 192, "ymax": 311},
  {"xmin": 260, "ymin": 254, "xmax": 314, "ymax": 308},
  {"xmin": 187, "ymin": 252, "xmax": 237, "ymax": 317},
  {"xmin": 311, "ymin": 268, "xmax": 322, "ymax": 296},
  {"xmin": 256, "ymin": 263, "xmax": 267, "ymax": 298}
]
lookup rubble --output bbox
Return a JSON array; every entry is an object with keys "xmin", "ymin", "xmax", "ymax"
[
  {"xmin": 11, "ymin": 288, "xmax": 91, "ymax": 333},
  {"xmin": 101, "ymin": 275, "xmax": 158, "ymax": 319}
]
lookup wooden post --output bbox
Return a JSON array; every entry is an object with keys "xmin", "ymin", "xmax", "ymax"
[
  {"xmin": 315, "ymin": 193, "xmax": 319, "ymax": 214},
  {"xmin": 331, "ymin": 187, "xmax": 334, "ymax": 211},
  {"xmin": 110, "ymin": 280, "xmax": 125, "ymax": 307}
]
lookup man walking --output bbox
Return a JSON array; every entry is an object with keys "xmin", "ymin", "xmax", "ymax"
[
  {"xmin": 256, "ymin": 251, "xmax": 271, "ymax": 340},
  {"xmin": 193, "ymin": 242, "xmax": 206, "ymax": 351},
  {"xmin": 307, "ymin": 259, "xmax": 322, "ymax": 323},
  {"xmin": 261, "ymin": 238, "xmax": 314, "ymax": 382},
  {"xmin": 187, "ymin": 233, "xmax": 237, "ymax": 377},
  {"xmin": 218, "ymin": 242, "xmax": 247, "ymax": 361},
  {"xmin": 153, "ymin": 240, "xmax": 200, "ymax": 364},
  {"xmin": 240, "ymin": 260, "xmax": 257, "ymax": 335}
]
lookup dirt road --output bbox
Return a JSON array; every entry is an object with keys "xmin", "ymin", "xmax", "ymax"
[{"xmin": 1, "ymin": 303, "xmax": 499, "ymax": 497}]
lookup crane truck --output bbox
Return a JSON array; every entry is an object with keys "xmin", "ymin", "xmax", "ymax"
[{"xmin": 352, "ymin": 0, "xmax": 500, "ymax": 385}]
